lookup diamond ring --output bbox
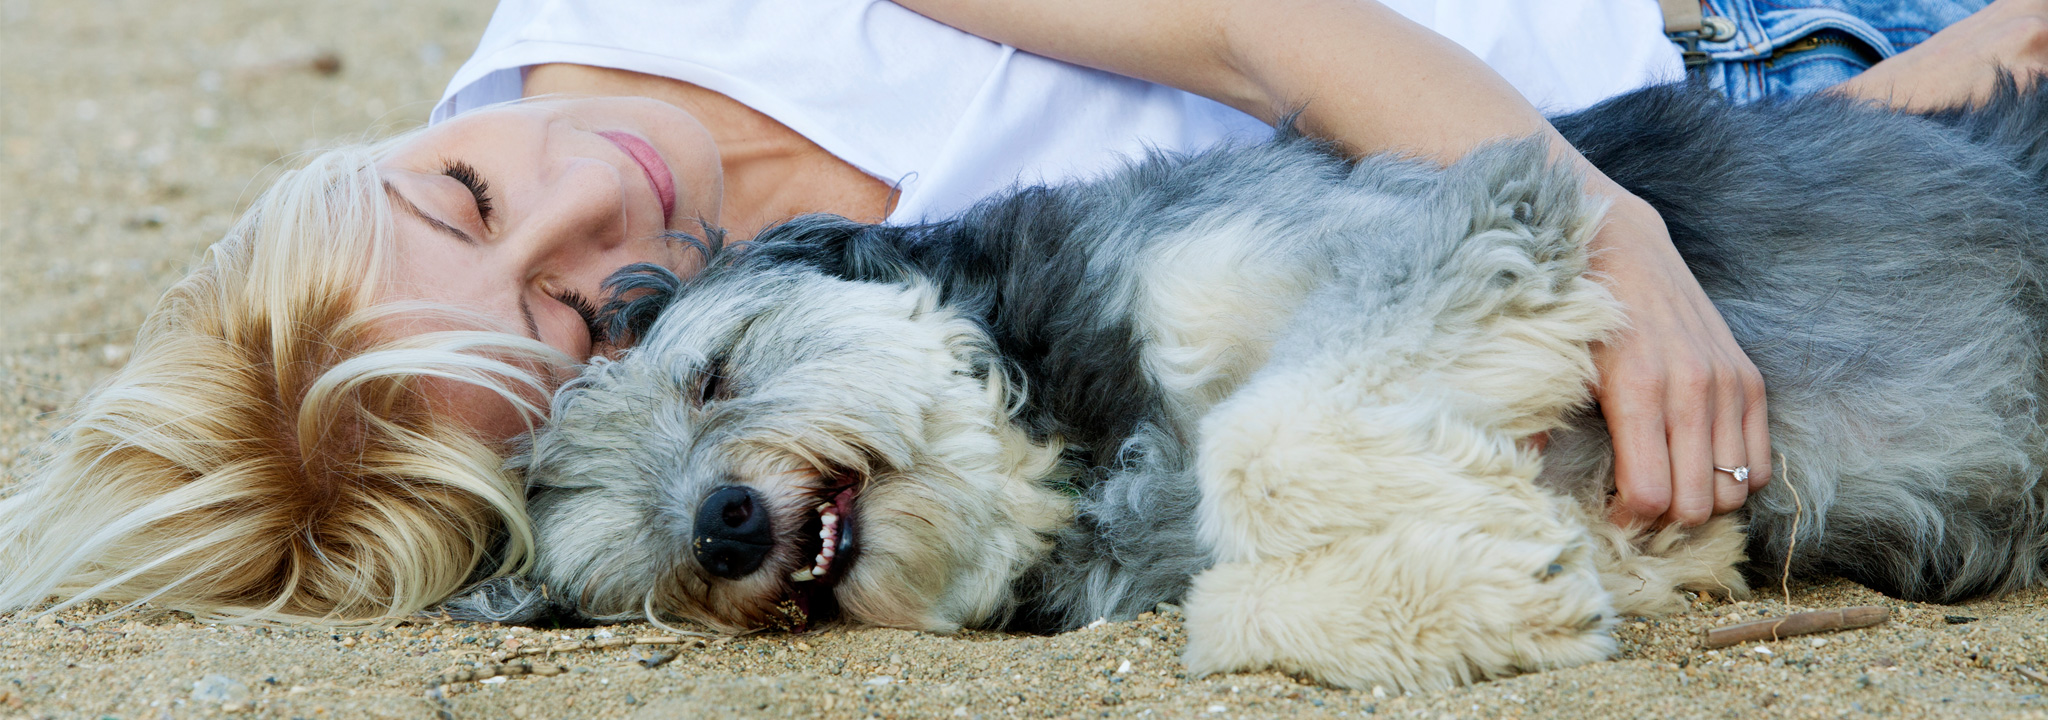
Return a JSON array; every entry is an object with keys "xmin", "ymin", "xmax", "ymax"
[{"xmin": 1714, "ymin": 465, "xmax": 1750, "ymax": 483}]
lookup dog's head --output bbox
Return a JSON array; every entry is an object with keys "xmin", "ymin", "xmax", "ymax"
[{"xmin": 490, "ymin": 259, "xmax": 1071, "ymax": 633}]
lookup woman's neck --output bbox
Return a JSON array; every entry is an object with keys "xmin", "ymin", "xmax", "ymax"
[{"xmin": 523, "ymin": 63, "xmax": 897, "ymax": 241}]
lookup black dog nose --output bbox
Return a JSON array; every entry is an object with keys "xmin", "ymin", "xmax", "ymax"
[{"xmin": 692, "ymin": 485, "xmax": 774, "ymax": 578}]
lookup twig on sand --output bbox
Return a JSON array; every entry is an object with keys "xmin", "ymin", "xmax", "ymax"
[
  {"xmin": 466, "ymin": 634, "xmax": 710, "ymax": 663},
  {"xmin": 428, "ymin": 659, "xmax": 568, "ymax": 688},
  {"xmin": 424, "ymin": 660, "xmax": 569, "ymax": 720},
  {"xmin": 2017, "ymin": 666, "xmax": 2048, "ymax": 686},
  {"xmin": 1703, "ymin": 606, "xmax": 1890, "ymax": 648}
]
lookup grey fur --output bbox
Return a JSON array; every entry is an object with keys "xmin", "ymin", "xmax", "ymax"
[{"xmin": 453, "ymin": 83, "xmax": 2048, "ymax": 634}]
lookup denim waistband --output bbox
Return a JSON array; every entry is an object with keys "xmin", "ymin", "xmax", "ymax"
[{"xmin": 1690, "ymin": 0, "xmax": 1988, "ymax": 102}]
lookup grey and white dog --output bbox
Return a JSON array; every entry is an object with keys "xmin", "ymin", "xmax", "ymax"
[{"xmin": 456, "ymin": 84, "xmax": 2048, "ymax": 690}]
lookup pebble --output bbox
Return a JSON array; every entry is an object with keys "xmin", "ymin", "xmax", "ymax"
[{"xmin": 191, "ymin": 674, "xmax": 248, "ymax": 704}]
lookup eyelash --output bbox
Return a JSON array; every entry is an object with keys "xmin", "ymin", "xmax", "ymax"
[
  {"xmin": 554, "ymin": 289, "xmax": 608, "ymax": 346},
  {"xmin": 442, "ymin": 160, "xmax": 494, "ymax": 224}
]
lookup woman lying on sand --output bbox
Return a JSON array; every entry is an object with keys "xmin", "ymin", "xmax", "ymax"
[{"xmin": 0, "ymin": 0, "xmax": 2039, "ymax": 622}]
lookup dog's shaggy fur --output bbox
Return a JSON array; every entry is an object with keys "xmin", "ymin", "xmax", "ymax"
[{"xmin": 455, "ymin": 84, "xmax": 2048, "ymax": 690}]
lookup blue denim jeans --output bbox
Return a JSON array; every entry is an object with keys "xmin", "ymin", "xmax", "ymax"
[{"xmin": 1695, "ymin": 0, "xmax": 1990, "ymax": 102}]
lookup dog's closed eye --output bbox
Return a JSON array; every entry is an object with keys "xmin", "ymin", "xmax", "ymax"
[{"xmin": 695, "ymin": 355, "xmax": 730, "ymax": 406}]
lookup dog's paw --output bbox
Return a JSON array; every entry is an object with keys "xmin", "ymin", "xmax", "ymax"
[
  {"xmin": 1583, "ymin": 512, "xmax": 1751, "ymax": 616},
  {"xmin": 1180, "ymin": 521, "xmax": 1616, "ymax": 692}
]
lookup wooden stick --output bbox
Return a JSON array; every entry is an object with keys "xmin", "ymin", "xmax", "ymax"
[{"xmin": 1703, "ymin": 606, "xmax": 1890, "ymax": 648}]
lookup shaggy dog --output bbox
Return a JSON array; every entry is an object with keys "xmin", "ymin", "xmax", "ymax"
[{"xmin": 455, "ymin": 84, "xmax": 2048, "ymax": 690}]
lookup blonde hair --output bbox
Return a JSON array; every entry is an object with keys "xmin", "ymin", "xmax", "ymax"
[{"xmin": 0, "ymin": 133, "xmax": 567, "ymax": 622}]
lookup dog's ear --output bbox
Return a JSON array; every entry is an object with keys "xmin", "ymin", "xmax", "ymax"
[
  {"xmin": 442, "ymin": 576, "xmax": 578, "ymax": 625},
  {"xmin": 598, "ymin": 263, "xmax": 685, "ymax": 347}
]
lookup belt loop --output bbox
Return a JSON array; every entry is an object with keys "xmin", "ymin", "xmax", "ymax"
[{"xmin": 1659, "ymin": 0, "xmax": 1711, "ymax": 74}]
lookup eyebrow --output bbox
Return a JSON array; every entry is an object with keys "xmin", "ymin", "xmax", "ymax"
[{"xmin": 383, "ymin": 179, "xmax": 544, "ymax": 343}]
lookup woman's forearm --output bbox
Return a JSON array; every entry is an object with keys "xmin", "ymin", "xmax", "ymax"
[{"xmin": 893, "ymin": 0, "xmax": 1557, "ymax": 162}]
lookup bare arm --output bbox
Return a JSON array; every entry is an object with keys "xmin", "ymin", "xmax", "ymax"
[
  {"xmin": 1835, "ymin": 0, "xmax": 2048, "ymax": 110},
  {"xmin": 895, "ymin": 0, "xmax": 1773, "ymax": 527}
]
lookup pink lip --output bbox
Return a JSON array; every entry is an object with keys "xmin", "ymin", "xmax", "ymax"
[{"xmin": 598, "ymin": 131, "xmax": 677, "ymax": 225}]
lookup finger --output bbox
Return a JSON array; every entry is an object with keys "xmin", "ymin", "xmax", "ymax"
[
  {"xmin": 1710, "ymin": 380, "xmax": 1750, "ymax": 515},
  {"xmin": 1604, "ymin": 381, "xmax": 1672, "ymax": 530},
  {"xmin": 1662, "ymin": 389, "xmax": 1716, "ymax": 527},
  {"xmin": 1743, "ymin": 370, "xmax": 1773, "ymax": 492}
]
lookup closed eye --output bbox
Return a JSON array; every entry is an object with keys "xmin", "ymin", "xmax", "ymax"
[
  {"xmin": 442, "ymin": 160, "xmax": 494, "ymax": 226},
  {"xmin": 553, "ymin": 289, "xmax": 608, "ymax": 346},
  {"xmin": 698, "ymin": 355, "xmax": 729, "ymax": 405}
]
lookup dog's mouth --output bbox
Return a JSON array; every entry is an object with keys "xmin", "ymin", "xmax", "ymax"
[{"xmin": 780, "ymin": 484, "xmax": 860, "ymax": 629}]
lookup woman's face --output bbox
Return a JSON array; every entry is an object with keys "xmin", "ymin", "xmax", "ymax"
[{"xmin": 374, "ymin": 96, "xmax": 722, "ymax": 439}]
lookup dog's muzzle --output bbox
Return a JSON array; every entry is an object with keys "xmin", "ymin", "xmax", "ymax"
[{"xmin": 692, "ymin": 485, "xmax": 774, "ymax": 578}]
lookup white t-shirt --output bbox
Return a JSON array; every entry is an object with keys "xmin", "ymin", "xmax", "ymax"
[{"xmin": 434, "ymin": 0, "xmax": 1679, "ymax": 223}]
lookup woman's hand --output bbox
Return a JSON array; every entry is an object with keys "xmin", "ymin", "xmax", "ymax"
[
  {"xmin": 894, "ymin": 0, "xmax": 1772, "ymax": 526},
  {"xmin": 1585, "ymin": 185, "xmax": 1771, "ymax": 528},
  {"xmin": 1833, "ymin": 0, "xmax": 2048, "ymax": 110}
]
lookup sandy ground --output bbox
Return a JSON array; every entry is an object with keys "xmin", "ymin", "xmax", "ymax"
[{"xmin": 5, "ymin": 0, "xmax": 2048, "ymax": 718}]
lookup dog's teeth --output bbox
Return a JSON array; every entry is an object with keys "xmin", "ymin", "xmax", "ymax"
[
  {"xmin": 789, "ymin": 569, "xmax": 815, "ymax": 582},
  {"xmin": 821, "ymin": 545, "xmax": 835, "ymax": 558},
  {"xmin": 817, "ymin": 502, "xmax": 834, "ymax": 514}
]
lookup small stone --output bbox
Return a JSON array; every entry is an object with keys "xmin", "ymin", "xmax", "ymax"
[
  {"xmin": 1944, "ymin": 615, "xmax": 1979, "ymax": 625},
  {"xmin": 1372, "ymin": 685, "xmax": 1387, "ymax": 699},
  {"xmin": 1116, "ymin": 660, "xmax": 1132, "ymax": 674},
  {"xmin": 1752, "ymin": 645, "xmax": 1774, "ymax": 656},
  {"xmin": 1206, "ymin": 704, "xmax": 1227, "ymax": 713},
  {"xmin": 865, "ymin": 676, "xmax": 895, "ymax": 686},
  {"xmin": 634, "ymin": 648, "xmax": 678, "ymax": 669},
  {"xmin": 221, "ymin": 702, "xmax": 246, "ymax": 713},
  {"xmin": 191, "ymin": 674, "xmax": 249, "ymax": 704},
  {"xmin": 309, "ymin": 51, "xmax": 342, "ymax": 76},
  {"xmin": 1810, "ymin": 638, "xmax": 1829, "ymax": 648},
  {"xmin": 33, "ymin": 615, "xmax": 58, "ymax": 628}
]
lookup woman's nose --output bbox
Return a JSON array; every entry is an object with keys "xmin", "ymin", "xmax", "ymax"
[{"xmin": 516, "ymin": 157, "xmax": 630, "ymax": 254}]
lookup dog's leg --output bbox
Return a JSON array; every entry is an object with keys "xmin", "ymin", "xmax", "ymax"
[
  {"xmin": 1180, "ymin": 360, "xmax": 1618, "ymax": 690},
  {"xmin": 1183, "ymin": 519, "xmax": 1616, "ymax": 692},
  {"xmin": 1181, "ymin": 143, "xmax": 1638, "ymax": 689}
]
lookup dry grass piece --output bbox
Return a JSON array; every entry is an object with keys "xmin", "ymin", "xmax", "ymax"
[
  {"xmin": 2018, "ymin": 667, "xmax": 2048, "ymax": 686},
  {"xmin": 428, "ymin": 659, "xmax": 566, "ymax": 688},
  {"xmin": 461, "ymin": 634, "xmax": 709, "ymax": 663}
]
